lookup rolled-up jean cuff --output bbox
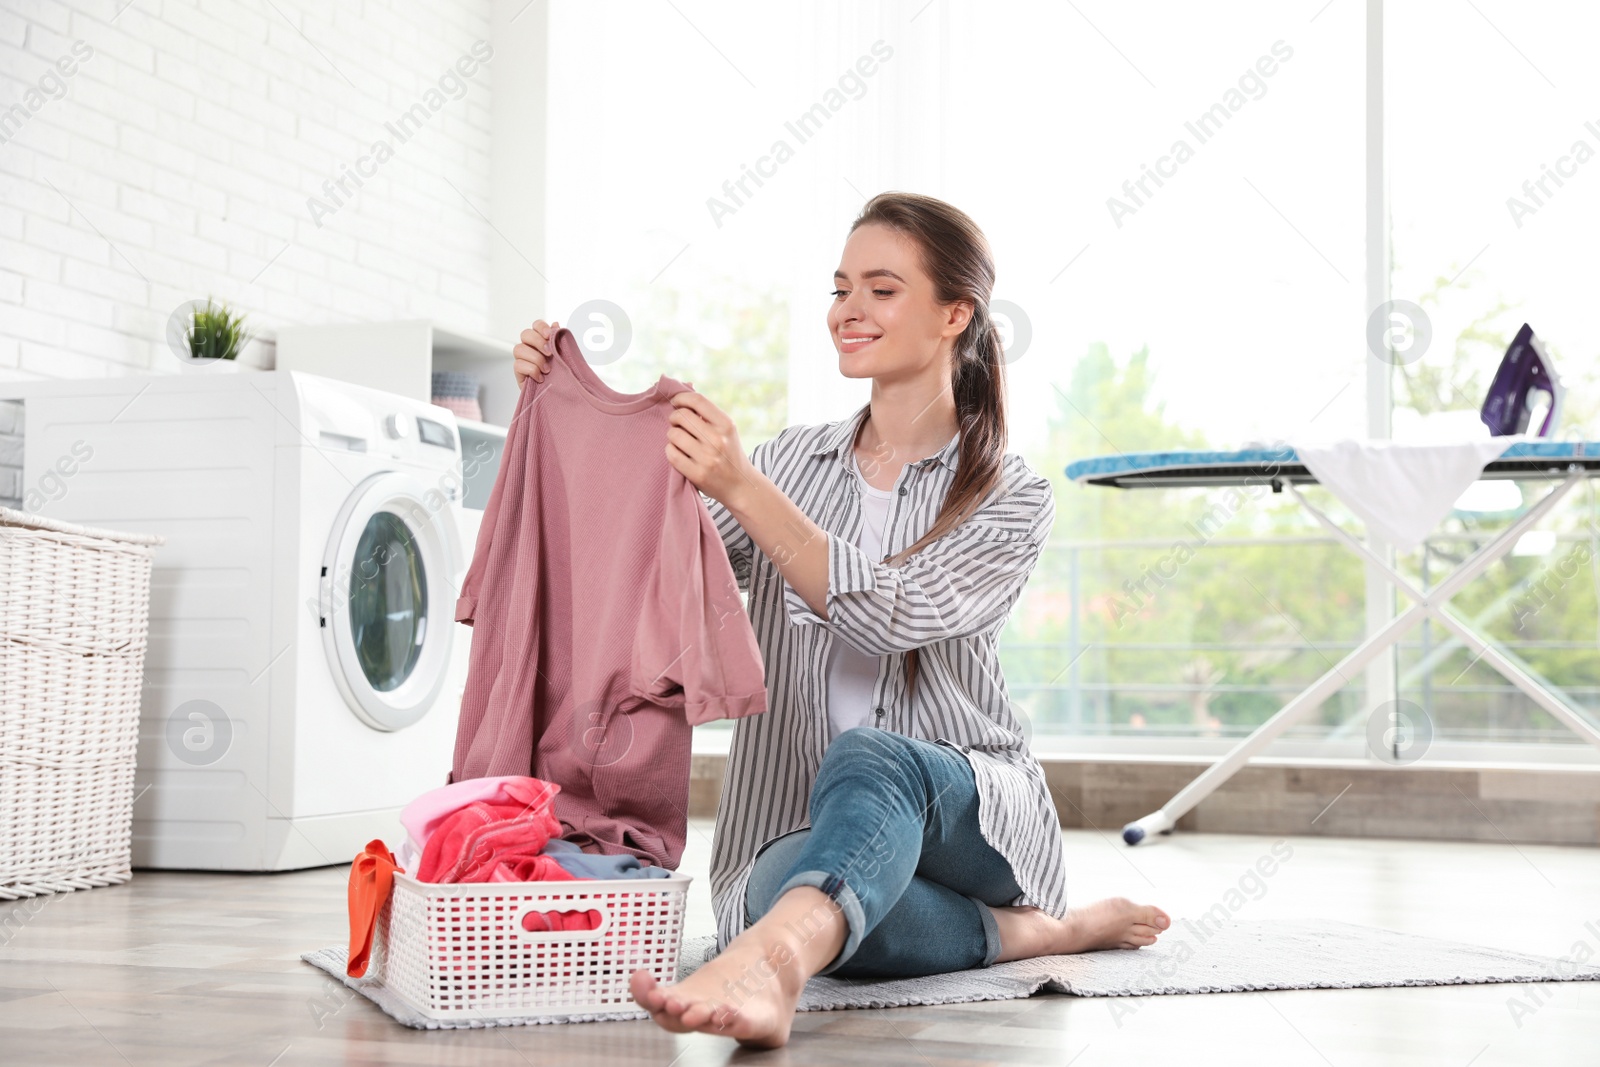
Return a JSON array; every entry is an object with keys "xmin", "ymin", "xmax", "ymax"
[
  {"xmin": 970, "ymin": 894, "xmax": 1002, "ymax": 967},
  {"xmin": 773, "ymin": 869, "xmax": 865, "ymax": 976}
]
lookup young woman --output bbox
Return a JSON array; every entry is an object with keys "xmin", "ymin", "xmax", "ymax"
[{"xmin": 512, "ymin": 192, "xmax": 1169, "ymax": 1049}]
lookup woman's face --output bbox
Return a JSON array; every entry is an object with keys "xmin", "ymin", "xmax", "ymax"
[{"xmin": 828, "ymin": 222, "xmax": 971, "ymax": 382}]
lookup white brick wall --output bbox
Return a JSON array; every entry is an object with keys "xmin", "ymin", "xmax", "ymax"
[
  {"xmin": 0, "ymin": 0, "xmax": 497, "ymax": 380},
  {"xmin": 0, "ymin": 398, "xmax": 21, "ymax": 507}
]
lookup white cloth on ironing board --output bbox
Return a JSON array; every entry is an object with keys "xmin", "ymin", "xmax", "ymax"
[{"xmin": 1287, "ymin": 435, "xmax": 1529, "ymax": 552}]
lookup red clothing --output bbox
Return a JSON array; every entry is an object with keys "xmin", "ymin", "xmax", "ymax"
[
  {"xmin": 521, "ymin": 908, "xmax": 602, "ymax": 933},
  {"xmin": 415, "ymin": 777, "xmax": 574, "ymax": 884},
  {"xmin": 452, "ymin": 327, "xmax": 768, "ymax": 869}
]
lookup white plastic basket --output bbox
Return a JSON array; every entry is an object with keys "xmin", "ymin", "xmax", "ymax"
[
  {"xmin": 372, "ymin": 870, "xmax": 693, "ymax": 1022},
  {"xmin": 0, "ymin": 506, "xmax": 163, "ymax": 901}
]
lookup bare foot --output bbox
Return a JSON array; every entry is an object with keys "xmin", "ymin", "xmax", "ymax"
[
  {"xmin": 992, "ymin": 896, "xmax": 1171, "ymax": 961},
  {"xmin": 630, "ymin": 886, "xmax": 842, "ymax": 1049}
]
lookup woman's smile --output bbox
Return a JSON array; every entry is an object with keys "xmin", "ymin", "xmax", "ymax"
[{"xmin": 839, "ymin": 333, "xmax": 882, "ymax": 351}]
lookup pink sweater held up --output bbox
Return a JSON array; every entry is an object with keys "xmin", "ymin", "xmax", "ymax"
[{"xmin": 451, "ymin": 327, "xmax": 768, "ymax": 869}]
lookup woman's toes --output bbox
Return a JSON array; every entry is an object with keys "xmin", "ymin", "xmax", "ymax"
[
  {"xmin": 630, "ymin": 970, "xmax": 664, "ymax": 1011},
  {"xmin": 679, "ymin": 999, "xmax": 718, "ymax": 1029},
  {"xmin": 650, "ymin": 1009, "xmax": 691, "ymax": 1033}
]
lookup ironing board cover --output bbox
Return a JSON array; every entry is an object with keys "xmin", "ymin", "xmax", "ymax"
[{"xmin": 1064, "ymin": 440, "xmax": 1600, "ymax": 485}]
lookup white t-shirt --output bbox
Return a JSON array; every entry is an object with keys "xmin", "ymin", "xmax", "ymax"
[{"xmin": 825, "ymin": 446, "xmax": 893, "ymax": 742}]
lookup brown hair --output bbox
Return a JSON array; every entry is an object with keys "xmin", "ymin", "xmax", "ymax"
[{"xmin": 847, "ymin": 192, "xmax": 1009, "ymax": 703}]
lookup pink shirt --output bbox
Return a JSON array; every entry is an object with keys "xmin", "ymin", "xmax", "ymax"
[{"xmin": 451, "ymin": 327, "xmax": 768, "ymax": 869}]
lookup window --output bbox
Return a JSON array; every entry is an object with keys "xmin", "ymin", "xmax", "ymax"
[
  {"xmin": 544, "ymin": 2, "xmax": 1597, "ymax": 763},
  {"xmin": 1384, "ymin": 0, "xmax": 1600, "ymax": 761}
]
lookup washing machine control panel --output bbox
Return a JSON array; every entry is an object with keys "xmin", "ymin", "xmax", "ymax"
[{"xmin": 414, "ymin": 416, "xmax": 454, "ymax": 450}]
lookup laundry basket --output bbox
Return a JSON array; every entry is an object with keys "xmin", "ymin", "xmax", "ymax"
[
  {"xmin": 371, "ymin": 870, "xmax": 693, "ymax": 1022},
  {"xmin": 0, "ymin": 507, "xmax": 163, "ymax": 900}
]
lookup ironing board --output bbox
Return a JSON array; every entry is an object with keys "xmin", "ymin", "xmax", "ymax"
[{"xmin": 1063, "ymin": 441, "xmax": 1600, "ymax": 846}]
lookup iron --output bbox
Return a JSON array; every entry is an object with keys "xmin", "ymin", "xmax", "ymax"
[{"xmin": 1481, "ymin": 322, "xmax": 1563, "ymax": 437}]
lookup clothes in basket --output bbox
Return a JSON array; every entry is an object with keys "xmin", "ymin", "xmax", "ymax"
[
  {"xmin": 412, "ymin": 776, "xmax": 573, "ymax": 884},
  {"xmin": 349, "ymin": 778, "xmax": 590, "ymax": 978},
  {"xmin": 540, "ymin": 838, "xmax": 672, "ymax": 880},
  {"xmin": 395, "ymin": 775, "xmax": 671, "ymax": 881}
]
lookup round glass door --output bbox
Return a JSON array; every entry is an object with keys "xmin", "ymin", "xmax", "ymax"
[
  {"xmin": 322, "ymin": 472, "xmax": 460, "ymax": 731},
  {"xmin": 348, "ymin": 511, "xmax": 428, "ymax": 693}
]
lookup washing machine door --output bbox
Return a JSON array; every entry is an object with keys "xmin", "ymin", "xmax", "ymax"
[{"xmin": 321, "ymin": 471, "xmax": 462, "ymax": 731}]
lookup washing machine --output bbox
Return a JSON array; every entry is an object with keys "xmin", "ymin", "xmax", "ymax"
[{"xmin": 0, "ymin": 370, "xmax": 475, "ymax": 870}]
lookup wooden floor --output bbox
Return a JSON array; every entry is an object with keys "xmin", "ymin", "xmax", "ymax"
[{"xmin": 3, "ymin": 819, "xmax": 1598, "ymax": 1066}]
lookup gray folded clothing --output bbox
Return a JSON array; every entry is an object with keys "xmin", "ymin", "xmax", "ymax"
[{"xmin": 543, "ymin": 838, "xmax": 672, "ymax": 879}]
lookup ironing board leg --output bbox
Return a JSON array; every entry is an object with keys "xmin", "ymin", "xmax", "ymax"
[
  {"xmin": 1425, "ymin": 606, "xmax": 1600, "ymax": 752},
  {"xmin": 1120, "ymin": 601, "xmax": 1431, "ymax": 844},
  {"xmin": 1120, "ymin": 469, "xmax": 1589, "ymax": 846}
]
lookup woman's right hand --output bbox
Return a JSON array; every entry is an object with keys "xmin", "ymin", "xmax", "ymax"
[{"xmin": 513, "ymin": 319, "xmax": 559, "ymax": 387}]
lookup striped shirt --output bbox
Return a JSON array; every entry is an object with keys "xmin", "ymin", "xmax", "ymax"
[{"xmin": 703, "ymin": 401, "xmax": 1069, "ymax": 952}]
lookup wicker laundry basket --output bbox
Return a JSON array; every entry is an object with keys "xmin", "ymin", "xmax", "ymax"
[{"xmin": 0, "ymin": 507, "xmax": 164, "ymax": 900}]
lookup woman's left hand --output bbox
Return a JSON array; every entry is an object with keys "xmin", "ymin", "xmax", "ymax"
[{"xmin": 665, "ymin": 391, "xmax": 757, "ymax": 509}]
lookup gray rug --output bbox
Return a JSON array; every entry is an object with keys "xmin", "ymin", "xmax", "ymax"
[{"xmin": 302, "ymin": 918, "xmax": 1600, "ymax": 1030}]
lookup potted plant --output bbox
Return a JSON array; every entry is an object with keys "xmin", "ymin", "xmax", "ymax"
[{"xmin": 178, "ymin": 297, "xmax": 254, "ymax": 370}]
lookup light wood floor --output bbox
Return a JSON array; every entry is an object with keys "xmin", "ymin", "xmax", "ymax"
[{"xmin": 3, "ymin": 819, "xmax": 1597, "ymax": 1066}]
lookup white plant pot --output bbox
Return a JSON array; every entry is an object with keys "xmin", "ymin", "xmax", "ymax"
[{"xmin": 177, "ymin": 356, "xmax": 242, "ymax": 373}]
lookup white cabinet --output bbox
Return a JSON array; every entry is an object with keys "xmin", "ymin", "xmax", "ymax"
[{"xmin": 275, "ymin": 320, "xmax": 519, "ymax": 429}]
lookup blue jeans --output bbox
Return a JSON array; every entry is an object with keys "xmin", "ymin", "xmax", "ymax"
[{"xmin": 743, "ymin": 728, "xmax": 1024, "ymax": 978}]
